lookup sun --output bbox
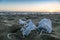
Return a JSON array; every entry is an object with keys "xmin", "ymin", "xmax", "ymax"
[{"xmin": 49, "ymin": 10, "xmax": 54, "ymax": 12}]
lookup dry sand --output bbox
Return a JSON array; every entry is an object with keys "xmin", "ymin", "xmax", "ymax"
[{"xmin": 0, "ymin": 14, "xmax": 60, "ymax": 40}]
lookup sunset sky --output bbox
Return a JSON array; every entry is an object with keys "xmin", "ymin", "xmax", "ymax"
[{"xmin": 0, "ymin": 0, "xmax": 60, "ymax": 12}]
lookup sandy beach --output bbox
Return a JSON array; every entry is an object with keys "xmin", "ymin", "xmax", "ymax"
[{"xmin": 0, "ymin": 12, "xmax": 60, "ymax": 40}]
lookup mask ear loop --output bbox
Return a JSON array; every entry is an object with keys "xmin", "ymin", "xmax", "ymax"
[
  {"xmin": 39, "ymin": 29, "xmax": 43, "ymax": 36},
  {"xmin": 7, "ymin": 33, "xmax": 12, "ymax": 39},
  {"xmin": 7, "ymin": 33, "xmax": 16, "ymax": 39}
]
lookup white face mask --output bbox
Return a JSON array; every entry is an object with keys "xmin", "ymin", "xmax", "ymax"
[
  {"xmin": 38, "ymin": 18, "xmax": 52, "ymax": 33},
  {"xmin": 20, "ymin": 19, "xmax": 36, "ymax": 36},
  {"xmin": 20, "ymin": 18, "xmax": 52, "ymax": 36}
]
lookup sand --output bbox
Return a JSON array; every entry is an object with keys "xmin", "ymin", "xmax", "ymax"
[{"xmin": 0, "ymin": 14, "xmax": 60, "ymax": 40}]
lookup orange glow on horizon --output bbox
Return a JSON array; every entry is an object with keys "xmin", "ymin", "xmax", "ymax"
[{"xmin": 0, "ymin": 2, "xmax": 60, "ymax": 12}]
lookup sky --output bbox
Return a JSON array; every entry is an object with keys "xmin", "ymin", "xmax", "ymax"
[{"xmin": 0, "ymin": 0, "xmax": 60, "ymax": 12}]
